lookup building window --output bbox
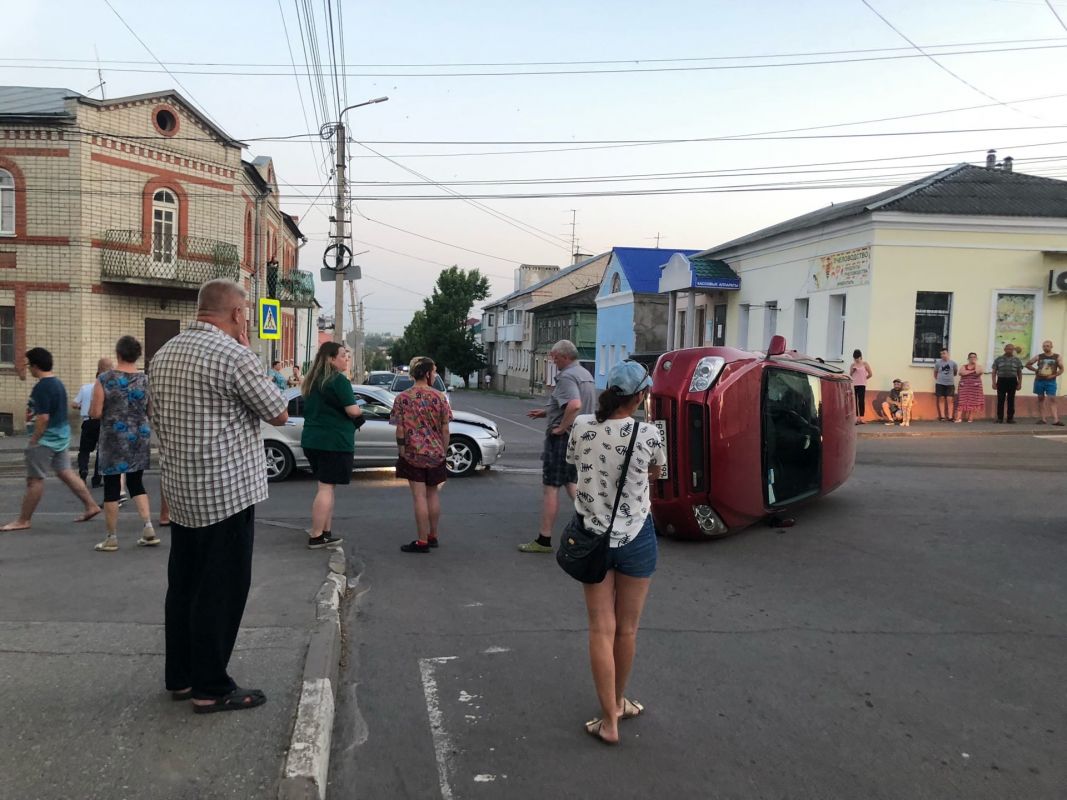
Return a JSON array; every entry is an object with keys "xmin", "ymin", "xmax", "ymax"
[
  {"xmin": 912, "ymin": 291, "xmax": 952, "ymax": 362},
  {"xmin": 0, "ymin": 169, "xmax": 14, "ymax": 235},
  {"xmin": 487, "ymin": 314, "xmax": 494, "ymax": 327},
  {"xmin": 611, "ymin": 273, "xmax": 622, "ymax": 293},
  {"xmin": 827, "ymin": 294, "xmax": 846, "ymax": 359},
  {"xmin": 152, "ymin": 189, "xmax": 177, "ymax": 265},
  {"xmin": 0, "ymin": 305, "xmax": 13, "ymax": 364},
  {"xmin": 153, "ymin": 106, "xmax": 180, "ymax": 137}
]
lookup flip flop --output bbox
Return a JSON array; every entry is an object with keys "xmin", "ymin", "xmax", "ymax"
[
  {"xmin": 584, "ymin": 718, "xmax": 618, "ymax": 745},
  {"xmin": 1, "ymin": 522, "xmax": 31, "ymax": 532},
  {"xmin": 75, "ymin": 509, "xmax": 102, "ymax": 523},
  {"xmin": 192, "ymin": 687, "xmax": 266, "ymax": 714},
  {"xmin": 620, "ymin": 698, "xmax": 644, "ymax": 719}
]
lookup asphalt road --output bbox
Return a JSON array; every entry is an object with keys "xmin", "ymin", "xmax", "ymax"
[{"xmin": 321, "ymin": 390, "xmax": 1066, "ymax": 800}]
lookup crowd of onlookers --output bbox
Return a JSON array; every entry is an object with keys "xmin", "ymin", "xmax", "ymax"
[{"xmin": 850, "ymin": 342, "xmax": 1065, "ymax": 426}]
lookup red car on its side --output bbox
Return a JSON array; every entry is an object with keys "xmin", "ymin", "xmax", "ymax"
[{"xmin": 648, "ymin": 336, "xmax": 856, "ymax": 539}]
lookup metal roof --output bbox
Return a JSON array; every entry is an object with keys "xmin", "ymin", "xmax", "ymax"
[
  {"xmin": 690, "ymin": 256, "xmax": 740, "ymax": 289},
  {"xmin": 0, "ymin": 86, "xmax": 78, "ymax": 119},
  {"xmin": 701, "ymin": 164, "xmax": 1067, "ymax": 256},
  {"xmin": 611, "ymin": 247, "xmax": 700, "ymax": 293},
  {"xmin": 484, "ymin": 254, "xmax": 604, "ymax": 309}
]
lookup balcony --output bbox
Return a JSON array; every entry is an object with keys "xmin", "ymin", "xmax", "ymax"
[
  {"xmin": 268, "ymin": 265, "xmax": 316, "ymax": 308},
  {"xmin": 100, "ymin": 230, "xmax": 240, "ymax": 289}
]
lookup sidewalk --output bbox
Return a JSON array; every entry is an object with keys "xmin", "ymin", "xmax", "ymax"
[
  {"xmin": 856, "ymin": 418, "xmax": 1067, "ymax": 438},
  {"xmin": 0, "ymin": 480, "xmax": 339, "ymax": 800}
]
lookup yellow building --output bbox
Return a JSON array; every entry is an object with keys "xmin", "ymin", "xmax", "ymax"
[{"xmin": 681, "ymin": 156, "xmax": 1067, "ymax": 420}]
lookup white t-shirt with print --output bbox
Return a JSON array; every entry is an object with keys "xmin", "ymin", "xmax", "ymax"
[{"xmin": 565, "ymin": 414, "xmax": 666, "ymax": 547}]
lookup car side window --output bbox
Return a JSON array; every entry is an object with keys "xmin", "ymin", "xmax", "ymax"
[
  {"xmin": 287, "ymin": 395, "xmax": 304, "ymax": 418},
  {"xmin": 355, "ymin": 394, "xmax": 391, "ymax": 419}
]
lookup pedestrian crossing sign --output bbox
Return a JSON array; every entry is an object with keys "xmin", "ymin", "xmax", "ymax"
[{"xmin": 258, "ymin": 298, "xmax": 281, "ymax": 340}]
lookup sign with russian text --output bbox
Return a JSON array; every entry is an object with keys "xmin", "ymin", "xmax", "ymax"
[
  {"xmin": 258, "ymin": 298, "xmax": 281, "ymax": 340},
  {"xmin": 810, "ymin": 247, "xmax": 870, "ymax": 292}
]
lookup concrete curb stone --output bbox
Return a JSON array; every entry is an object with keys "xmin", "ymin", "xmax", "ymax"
[{"xmin": 278, "ymin": 546, "xmax": 347, "ymax": 800}]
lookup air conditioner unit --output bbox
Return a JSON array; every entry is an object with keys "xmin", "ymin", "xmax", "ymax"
[{"xmin": 1049, "ymin": 269, "xmax": 1067, "ymax": 295}]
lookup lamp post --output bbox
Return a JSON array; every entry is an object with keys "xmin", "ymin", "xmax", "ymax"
[{"xmin": 320, "ymin": 96, "xmax": 388, "ymax": 351}]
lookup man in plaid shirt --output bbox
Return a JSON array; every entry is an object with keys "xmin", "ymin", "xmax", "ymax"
[{"xmin": 149, "ymin": 279, "xmax": 288, "ymax": 714}]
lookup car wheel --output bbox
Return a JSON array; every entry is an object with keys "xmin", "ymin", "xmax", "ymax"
[
  {"xmin": 264, "ymin": 441, "xmax": 295, "ymax": 482},
  {"xmin": 445, "ymin": 436, "xmax": 479, "ymax": 477}
]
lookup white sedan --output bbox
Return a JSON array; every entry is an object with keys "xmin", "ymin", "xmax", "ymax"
[{"xmin": 261, "ymin": 384, "xmax": 505, "ymax": 482}]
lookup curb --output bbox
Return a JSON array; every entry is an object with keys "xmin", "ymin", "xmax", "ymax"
[
  {"xmin": 278, "ymin": 547, "xmax": 347, "ymax": 800},
  {"xmin": 857, "ymin": 424, "xmax": 1067, "ymax": 439}
]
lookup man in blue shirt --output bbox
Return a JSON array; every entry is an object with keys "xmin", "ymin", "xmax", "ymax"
[{"xmin": 1, "ymin": 348, "xmax": 101, "ymax": 531}]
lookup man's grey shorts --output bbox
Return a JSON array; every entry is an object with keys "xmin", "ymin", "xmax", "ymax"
[{"xmin": 26, "ymin": 445, "xmax": 70, "ymax": 479}]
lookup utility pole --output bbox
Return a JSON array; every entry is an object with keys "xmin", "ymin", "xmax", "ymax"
[
  {"xmin": 332, "ymin": 123, "xmax": 348, "ymax": 345},
  {"xmin": 348, "ymin": 281, "xmax": 363, "ymax": 380}
]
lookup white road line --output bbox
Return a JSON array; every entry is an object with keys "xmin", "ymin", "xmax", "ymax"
[
  {"xmin": 419, "ymin": 656, "xmax": 458, "ymax": 800},
  {"xmin": 472, "ymin": 408, "xmax": 543, "ymax": 433},
  {"xmin": 1033, "ymin": 434, "xmax": 1067, "ymax": 442}
]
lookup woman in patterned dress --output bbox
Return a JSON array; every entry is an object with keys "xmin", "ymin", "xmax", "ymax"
[
  {"xmin": 954, "ymin": 352, "xmax": 985, "ymax": 422},
  {"xmin": 90, "ymin": 335, "xmax": 157, "ymax": 551},
  {"xmin": 390, "ymin": 356, "xmax": 452, "ymax": 553}
]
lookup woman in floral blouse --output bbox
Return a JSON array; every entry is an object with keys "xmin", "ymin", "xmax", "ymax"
[{"xmin": 389, "ymin": 356, "xmax": 452, "ymax": 553}]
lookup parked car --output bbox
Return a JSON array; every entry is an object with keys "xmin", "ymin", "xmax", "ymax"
[
  {"xmin": 366, "ymin": 371, "xmax": 395, "ymax": 387},
  {"xmin": 648, "ymin": 335, "xmax": 855, "ymax": 539},
  {"xmin": 388, "ymin": 372, "xmax": 449, "ymax": 394},
  {"xmin": 261, "ymin": 385, "xmax": 505, "ymax": 482}
]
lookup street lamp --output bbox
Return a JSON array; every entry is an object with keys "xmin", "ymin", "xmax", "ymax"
[{"xmin": 320, "ymin": 97, "xmax": 389, "ymax": 380}]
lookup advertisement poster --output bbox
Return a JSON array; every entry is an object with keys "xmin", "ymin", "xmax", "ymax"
[
  {"xmin": 810, "ymin": 247, "xmax": 871, "ymax": 292},
  {"xmin": 993, "ymin": 292, "xmax": 1035, "ymax": 360}
]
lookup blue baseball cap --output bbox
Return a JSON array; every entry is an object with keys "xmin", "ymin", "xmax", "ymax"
[{"xmin": 607, "ymin": 361, "xmax": 653, "ymax": 395}]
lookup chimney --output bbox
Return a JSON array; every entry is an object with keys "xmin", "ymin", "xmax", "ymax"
[
  {"xmin": 572, "ymin": 251, "xmax": 592, "ymax": 265},
  {"xmin": 986, "ymin": 149, "xmax": 996, "ymax": 170},
  {"xmin": 1003, "ymin": 156, "xmax": 1013, "ymax": 173}
]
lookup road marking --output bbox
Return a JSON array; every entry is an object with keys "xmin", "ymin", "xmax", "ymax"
[
  {"xmin": 1034, "ymin": 434, "xmax": 1067, "ymax": 443},
  {"xmin": 472, "ymin": 408, "xmax": 542, "ymax": 433},
  {"xmin": 483, "ymin": 646, "xmax": 510, "ymax": 654},
  {"xmin": 492, "ymin": 466, "xmax": 541, "ymax": 476},
  {"xmin": 419, "ymin": 657, "xmax": 458, "ymax": 800}
]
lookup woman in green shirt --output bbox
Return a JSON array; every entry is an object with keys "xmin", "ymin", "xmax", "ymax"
[{"xmin": 301, "ymin": 342, "xmax": 363, "ymax": 549}]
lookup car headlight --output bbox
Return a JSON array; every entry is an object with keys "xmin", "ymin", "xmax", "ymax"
[
  {"xmin": 693, "ymin": 504, "xmax": 727, "ymax": 535},
  {"xmin": 689, "ymin": 356, "xmax": 725, "ymax": 393}
]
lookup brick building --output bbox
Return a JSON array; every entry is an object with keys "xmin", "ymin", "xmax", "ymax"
[{"xmin": 0, "ymin": 86, "xmax": 314, "ymax": 433}]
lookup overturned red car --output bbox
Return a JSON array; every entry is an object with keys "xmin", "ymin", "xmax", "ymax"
[{"xmin": 648, "ymin": 335, "xmax": 856, "ymax": 539}]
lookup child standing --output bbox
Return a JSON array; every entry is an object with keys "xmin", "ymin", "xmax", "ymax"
[{"xmin": 390, "ymin": 356, "xmax": 453, "ymax": 553}]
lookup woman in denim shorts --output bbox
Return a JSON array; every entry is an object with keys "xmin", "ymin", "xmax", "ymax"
[{"xmin": 564, "ymin": 360, "xmax": 666, "ymax": 744}]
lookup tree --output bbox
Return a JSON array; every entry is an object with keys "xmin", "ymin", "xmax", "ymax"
[
  {"xmin": 394, "ymin": 267, "xmax": 490, "ymax": 385},
  {"xmin": 366, "ymin": 350, "xmax": 391, "ymax": 371}
]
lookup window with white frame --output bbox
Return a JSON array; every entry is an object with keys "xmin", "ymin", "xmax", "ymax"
[
  {"xmin": 0, "ymin": 170, "xmax": 15, "ymax": 235},
  {"xmin": 152, "ymin": 189, "xmax": 177, "ymax": 265},
  {"xmin": 487, "ymin": 314, "xmax": 494, "ymax": 327},
  {"xmin": 0, "ymin": 305, "xmax": 13, "ymax": 364},
  {"xmin": 912, "ymin": 291, "xmax": 952, "ymax": 362},
  {"xmin": 827, "ymin": 294, "xmax": 846, "ymax": 359},
  {"xmin": 610, "ymin": 273, "xmax": 622, "ymax": 293}
]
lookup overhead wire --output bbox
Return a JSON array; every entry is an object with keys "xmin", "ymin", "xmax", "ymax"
[{"xmin": 276, "ymin": 0, "xmax": 330, "ymax": 180}]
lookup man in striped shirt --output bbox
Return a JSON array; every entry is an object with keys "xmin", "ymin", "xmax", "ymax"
[{"xmin": 149, "ymin": 279, "xmax": 288, "ymax": 714}]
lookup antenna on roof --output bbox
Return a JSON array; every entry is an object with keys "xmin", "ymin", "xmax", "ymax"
[
  {"xmin": 649, "ymin": 232, "xmax": 663, "ymax": 247},
  {"xmin": 85, "ymin": 45, "xmax": 107, "ymax": 100},
  {"xmin": 566, "ymin": 209, "xmax": 578, "ymax": 256}
]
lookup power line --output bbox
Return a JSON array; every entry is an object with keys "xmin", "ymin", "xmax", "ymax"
[
  {"xmin": 859, "ymin": 0, "xmax": 1043, "ymax": 121},
  {"xmin": 5, "ymin": 41, "xmax": 1067, "ymax": 78},
  {"xmin": 276, "ymin": 0, "xmax": 329, "ymax": 180}
]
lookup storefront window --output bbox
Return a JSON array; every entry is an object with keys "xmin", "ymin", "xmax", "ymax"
[{"xmin": 912, "ymin": 291, "xmax": 952, "ymax": 362}]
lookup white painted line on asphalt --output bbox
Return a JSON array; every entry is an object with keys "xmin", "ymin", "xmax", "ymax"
[
  {"xmin": 482, "ymin": 646, "xmax": 510, "ymax": 654},
  {"xmin": 1034, "ymin": 434, "xmax": 1067, "ymax": 442},
  {"xmin": 472, "ymin": 408, "xmax": 542, "ymax": 433},
  {"xmin": 419, "ymin": 656, "xmax": 459, "ymax": 800},
  {"xmin": 492, "ymin": 466, "xmax": 541, "ymax": 475}
]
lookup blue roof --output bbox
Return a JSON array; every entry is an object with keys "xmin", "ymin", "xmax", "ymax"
[{"xmin": 611, "ymin": 247, "xmax": 700, "ymax": 294}]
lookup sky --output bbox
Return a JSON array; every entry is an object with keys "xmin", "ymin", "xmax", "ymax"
[{"xmin": 7, "ymin": 0, "xmax": 1067, "ymax": 332}]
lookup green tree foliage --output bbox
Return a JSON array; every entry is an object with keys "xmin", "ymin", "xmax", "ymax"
[
  {"xmin": 393, "ymin": 267, "xmax": 490, "ymax": 385},
  {"xmin": 366, "ymin": 349, "xmax": 391, "ymax": 371}
]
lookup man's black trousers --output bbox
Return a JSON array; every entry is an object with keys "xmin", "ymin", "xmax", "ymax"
[
  {"xmin": 77, "ymin": 418, "xmax": 100, "ymax": 482},
  {"xmin": 996, "ymin": 377, "xmax": 1019, "ymax": 422},
  {"xmin": 165, "ymin": 506, "xmax": 255, "ymax": 698}
]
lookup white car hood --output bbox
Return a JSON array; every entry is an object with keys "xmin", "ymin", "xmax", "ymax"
[{"xmin": 452, "ymin": 410, "xmax": 496, "ymax": 430}]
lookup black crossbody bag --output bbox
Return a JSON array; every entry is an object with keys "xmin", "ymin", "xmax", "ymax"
[{"xmin": 556, "ymin": 419, "xmax": 640, "ymax": 584}]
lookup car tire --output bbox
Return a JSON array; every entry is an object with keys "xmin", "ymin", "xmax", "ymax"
[
  {"xmin": 264, "ymin": 441, "xmax": 295, "ymax": 482},
  {"xmin": 445, "ymin": 436, "xmax": 479, "ymax": 477}
]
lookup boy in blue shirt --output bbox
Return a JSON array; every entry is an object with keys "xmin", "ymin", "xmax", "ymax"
[{"xmin": 1, "ymin": 348, "xmax": 101, "ymax": 531}]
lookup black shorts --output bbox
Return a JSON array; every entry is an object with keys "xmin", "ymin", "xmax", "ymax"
[
  {"xmin": 396, "ymin": 456, "xmax": 448, "ymax": 487},
  {"xmin": 305, "ymin": 448, "xmax": 353, "ymax": 485},
  {"xmin": 541, "ymin": 432, "xmax": 577, "ymax": 487},
  {"xmin": 935, "ymin": 384, "xmax": 955, "ymax": 397}
]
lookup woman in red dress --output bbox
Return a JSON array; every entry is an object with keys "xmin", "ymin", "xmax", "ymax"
[{"xmin": 954, "ymin": 352, "xmax": 985, "ymax": 422}]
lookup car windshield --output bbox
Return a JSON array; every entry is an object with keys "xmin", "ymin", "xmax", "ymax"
[
  {"xmin": 367, "ymin": 372, "xmax": 393, "ymax": 386},
  {"xmin": 391, "ymin": 374, "xmax": 446, "ymax": 392}
]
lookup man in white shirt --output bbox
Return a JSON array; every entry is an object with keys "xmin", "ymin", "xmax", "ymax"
[{"xmin": 73, "ymin": 357, "xmax": 112, "ymax": 488}]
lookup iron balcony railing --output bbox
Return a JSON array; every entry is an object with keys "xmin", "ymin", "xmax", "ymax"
[
  {"xmin": 268, "ymin": 265, "xmax": 316, "ymax": 308},
  {"xmin": 100, "ymin": 229, "xmax": 240, "ymax": 288}
]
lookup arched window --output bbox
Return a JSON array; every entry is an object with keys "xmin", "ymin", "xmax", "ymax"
[
  {"xmin": 610, "ymin": 273, "xmax": 622, "ymax": 294},
  {"xmin": 151, "ymin": 189, "xmax": 177, "ymax": 265},
  {"xmin": 0, "ymin": 169, "xmax": 14, "ymax": 236}
]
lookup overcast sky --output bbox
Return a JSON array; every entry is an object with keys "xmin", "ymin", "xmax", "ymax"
[{"xmin": 6, "ymin": 0, "xmax": 1067, "ymax": 331}]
